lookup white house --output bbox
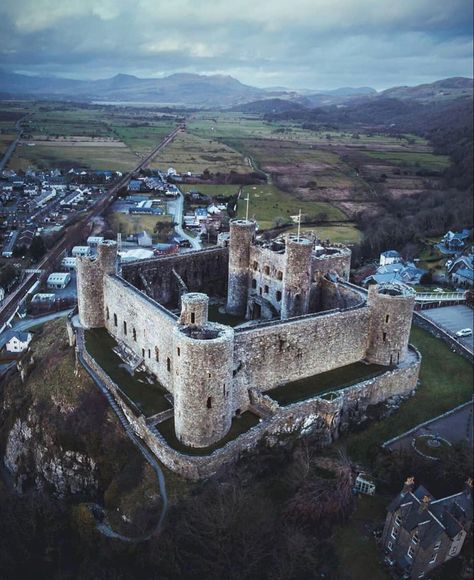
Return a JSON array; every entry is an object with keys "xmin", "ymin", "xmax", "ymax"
[
  {"xmin": 354, "ymin": 473, "xmax": 376, "ymax": 496},
  {"xmin": 47, "ymin": 272, "xmax": 71, "ymax": 289},
  {"xmin": 379, "ymin": 250, "xmax": 402, "ymax": 266},
  {"xmin": 71, "ymin": 246, "xmax": 91, "ymax": 257},
  {"xmin": 5, "ymin": 331, "xmax": 33, "ymax": 353},
  {"xmin": 87, "ymin": 236, "xmax": 104, "ymax": 247},
  {"xmin": 31, "ymin": 293, "xmax": 56, "ymax": 303},
  {"xmin": 61, "ymin": 257, "xmax": 77, "ymax": 271}
]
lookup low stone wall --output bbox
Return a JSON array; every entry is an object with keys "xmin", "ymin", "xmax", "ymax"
[
  {"xmin": 413, "ymin": 311, "xmax": 473, "ymax": 362},
  {"xmin": 78, "ymin": 331, "xmax": 421, "ymax": 480}
]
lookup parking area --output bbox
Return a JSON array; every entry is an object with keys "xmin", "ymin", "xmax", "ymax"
[{"xmin": 421, "ymin": 304, "xmax": 474, "ymax": 352}]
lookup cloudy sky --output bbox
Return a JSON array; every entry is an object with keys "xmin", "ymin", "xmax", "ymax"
[{"xmin": 0, "ymin": 0, "xmax": 472, "ymax": 90}]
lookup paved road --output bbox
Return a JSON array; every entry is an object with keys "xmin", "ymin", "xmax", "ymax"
[
  {"xmin": 422, "ymin": 305, "xmax": 474, "ymax": 352},
  {"xmin": 0, "ymin": 115, "xmax": 28, "ymax": 171},
  {"xmin": 174, "ymin": 190, "xmax": 202, "ymax": 250},
  {"xmin": 0, "ymin": 309, "xmax": 73, "ymax": 349}
]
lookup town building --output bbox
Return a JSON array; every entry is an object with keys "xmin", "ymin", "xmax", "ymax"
[
  {"xmin": 47, "ymin": 272, "xmax": 71, "ymax": 289},
  {"xmin": 382, "ymin": 478, "xmax": 473, "ymax": 579},
  {"xmin": 380, "ymin": 250, "xmax": 402, "ymax": 266},
  {"xmin": 446, "ymin": 254, "xmax": 474, "ymax": 288},
  {"xmin": 72, "ymin": 245, "xmax": 91, "ymax": 257},
  {"xmin": 61, "ymin": 257, "xmax": 77, "ymax": 271},
  {"xmin": 4, "ymin": 330, "xmax": 33, "ymax": 353}
]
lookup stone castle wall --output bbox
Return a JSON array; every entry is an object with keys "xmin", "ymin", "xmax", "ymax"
[{"xmin": 121, "ymin": 247, "xmax": 229, "ymax": 308}]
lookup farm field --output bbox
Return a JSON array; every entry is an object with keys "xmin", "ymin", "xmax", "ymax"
[
  {"xmin": 236, "ymin": 184, "xmax": 347, "ymax": 230},
  {"xmin": 110, "ymin": 120, "xmax": 176, "ymax": 154},
  {"xmin": 149, "ymin": 131, "xmax": 249, "ymax": 174},
  {"xmin": 363, "ymin": 150, "xmax": 450, "ymax": 171}
]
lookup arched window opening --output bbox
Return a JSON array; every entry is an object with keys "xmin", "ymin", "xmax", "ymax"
[{"xmin": 207, "ymin": 397, "xmax": 212, "ymax": 409}]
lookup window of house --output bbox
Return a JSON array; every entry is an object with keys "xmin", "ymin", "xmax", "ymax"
[
  {"xmin": 207, "ymin": 397, "xmax": 212, "ymax": 409},
  {"xmin": 264, "ymin": 285, "xmax": 269, "ymax": 294},
  {"xmin": 418, "ymin": 574, "xmax": 425, "ymax": 578},
  {"xmin": 133, "ymin": 328, "xmax": 137, "ymax": 341},
  {"xmin": 395, "ymin": 514, "xmax": 402, "ymax": 526},
  {"xmin": 388, "ymin": 541, "xmax": 393, "ymax": 552},
  {"xmin": 433, "ymin": 540, "xmax": 441, "ymax": 551},
  {"xmin": 407, "ymin": 545, "xmax": 415, "ymax": 559},
  {"xmin": 429, "ymin": 553, "xmax": 437, "ymax": 565},
  {"xmin": 123, "ymin": 321, "xmax": 127, "ymax": 335},
  {"xmin": 113, "ymin": 313, "xmax": 117, "ymax": 327},
  {"xmin": 167, "ymin": 358, "xmax": 171, "ymax": 372},
  {"xmin": 276, "ymin": 290, "xmax": 282, "ymax": 302},
  {"xmin": 391, "ymin": 527, "xmax": 398, "ymax": 540},
  {"xmin": 252, "ymin": 279, "xmax": 257, "ymax": 289},
  {"xmin": 412, "ymin": 532, "xmax": 419, "ymax": 545}
]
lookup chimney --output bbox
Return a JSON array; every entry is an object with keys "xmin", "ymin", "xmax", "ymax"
[
  {"xmin": 402, "ymin": 476, "xmax": 415, "ymax": 497},
  {"xmin": 419, "ymin": 495, "xmax": 431, "ymax": 513},
  {"xmin": 464, "ymin": 478, "xmax": 473, "ymax": 497}
]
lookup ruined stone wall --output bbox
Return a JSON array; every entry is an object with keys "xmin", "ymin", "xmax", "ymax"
[
  {"xmin": 233, "ymin": 306, "xmax": 372, "ymax": 405},
  {"xmin": 319, "ymin": 277, "xmax": 365, "ymax": 311},
  {"xmin": 311, "ymin": 245, "xmax": 352, "ymax": 282},
  {"xmin": 247, "ymin": 245, "xmax": 286, "ymax": 318},
  {"xmin": 173, "ymin": 323, "xmax": 234, "ymax": 447},
  {"xmin": 121, "ymin": 247, "xmax": 229, "ymax": 308},
  {"xmin": 103, "ymin": 274, "xmax": 178, "ymax": 393}
]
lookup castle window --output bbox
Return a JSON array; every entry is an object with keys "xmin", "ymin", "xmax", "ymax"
[
  {"xmin": 155, "ymin": 347, "xmax": 159, "ymax": 362},
  {"xmin": 123, "ymin": 321, "xmax": 127, "ymax": 335},
  {"xmin": 383, "ymin": 332, "xmax": 387, "ymax": 342},
  {"xmin": 133, "ymin": 328, "xmax": 137, "ymax": 341},
  {"xmin": 264, "ymin": 285, "xmax": 269, "ymax": 294},
  {"xmin": 113, "ymin": 313, "xmax": 117, "ymax": 327},
  {"xmin": 259, "ymin": 287, "xmax": 262, "ymax": 295},
  {"xmin": 142, "ymin": 348, "xmax": 145, "ymax": 358},
  {"xmin": 191, "ymin": 312, "xmax": 195, "ymax": 324},
  {"xmin": 167, "ymin": 357, "xmax": 171, "ymax": 372},
  {"xmin": 277, "ymin": 271, "xmax": 283, "ymax": 281},
  {"xmin": 252, "ymin": 279, "xmax": 257, "ymax": 289},
  {"xmin": 106, "ymin": 307, "xmax": 110, "ymax": 320},
  {"xmin": 385, "ymin": 314, "xmax": 390, "ymax": 323},
  {"xmin": 177, "ymin": 347, "xmax": 181, "ymax": 356},
  {"xmin": 264, "ymin": 265, "xmax": 270, "ymax": 276},
  {"xmin": 207, "ymin": 397, "xmax": 212, "ymax": 409},
  {"xmin": 276, "ymin": 290, "xmax": 282, "ymax": 302},
  {"xmin": 253, "ymin": 261, "xmax": 258, "ymax": 271},
  {"xmin": 148, "ymin": 349, "xmax": 151, "ymax": 359}
]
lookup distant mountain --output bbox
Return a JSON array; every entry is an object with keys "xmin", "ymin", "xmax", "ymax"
[
  {"xmin": 381, "ymin": 77, "xmax": 473, "ymax": 102},
  {"xmin": 0, "ymin": 70, "xmax": 266, "ymax": 107}
]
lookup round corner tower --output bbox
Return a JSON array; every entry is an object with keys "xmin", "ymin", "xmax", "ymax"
[
  {"xmin": 365, "ymin": 282, "xmax": 415, "ymax": 366},
  {"xmin": 281, "ymin": 235, "xmax": 313, "ymax": 319},
  {"xmin": 173, "ymin": 311, "xmax": 234, "ymax": 448},
  {"xmin": 226, "ymin": 219, "xmax": 256, "ymax": 316},
  {"xmin": 76, "ymin": 240, "xmax": 117, "ymax": 329}
]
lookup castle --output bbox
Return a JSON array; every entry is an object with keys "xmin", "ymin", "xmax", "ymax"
[{"xmin": 75, "ymin": 220, "xmax": 421, "ymax": 477}]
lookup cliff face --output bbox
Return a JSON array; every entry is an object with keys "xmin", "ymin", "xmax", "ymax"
[{"xmin": 0, "ymin": 319, "xmax": 139, "ymax": 498}]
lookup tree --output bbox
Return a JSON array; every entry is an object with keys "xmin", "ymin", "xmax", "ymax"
[{"xmin": 29, "ymin": 235, "xmax": 46, "ymax": 262}]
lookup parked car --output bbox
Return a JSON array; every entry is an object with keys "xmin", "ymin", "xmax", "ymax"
[{"xmin": 455, "ymin": 328, "xmax": 472, "ymax": 337}]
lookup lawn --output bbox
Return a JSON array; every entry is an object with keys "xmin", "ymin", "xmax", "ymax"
[
  {"xmin": 180, "ymin": 183, "xmax": 241, "ymax": 198},
  {"xmin": 236, "ymin": 184, "xmax": 347, "ymax": 230},
  {"xmin": 343, "ymin": 326, "xmax": 473, "ymax": 464},
  {"xmin": 107, "ymin": 212, "xmax": 172, "ymax": 241},
  {"xmin": 333, "ymin": 494, "xmax": 391, "ymax": 580},
  {"xmin": 285, "ymin": 223, "xmax": 362, "ymax": 244}
]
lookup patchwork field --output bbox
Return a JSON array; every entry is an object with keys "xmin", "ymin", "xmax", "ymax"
[{"xmin": 149, "ymin": 131, "xmax": 249, "ymax": 174}]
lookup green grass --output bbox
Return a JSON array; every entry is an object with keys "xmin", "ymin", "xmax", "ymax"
[
  {"xmin": 333, "ymin": 494, "xmax": 391, "ymax": 580},
  {"xmin": 108, "ymin": 211, "xmax": 172, "ymax": 241},
  {"xmin": 180, "ymin": 183, "xmax": 241, "ymax": 197},
  {"xmin": 207, "ymin": 304, "xmax": 246, "ymax": 327},
  {"xmin": 285, "ymin": 224, "xmax": 362, "ymax": 244},
  {"xmin": 413, "ymin": 435, "xmax": 451, "ymax": 459},
  {"xmin": 267, "ymin": 362, "xmax": 389, "ymax": 406},
  {"xmin": 364, "ymin": 151, "xmax": 450, "ymax": 171},
  {"xmin": 344, "ymin": 326, "xmax": 473, "ymax": 464},
  {"xmin": 85, "ymin": 328, "xmax": 171, "ymax": 416},
  {"xmin": 156, "ymin": 412, "xmax": 260, "ymax": 455},
  {"xmin": 110, "ymin": 121, "xmax": 176, "ymax": 154},
  {"xmin": 236, "ymin": 184, "xmax": 347, "ymax": 230}
]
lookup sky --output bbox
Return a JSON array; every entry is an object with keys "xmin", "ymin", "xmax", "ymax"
[{"xmin": 0, "ymin": 0, "xmax": 472, "ymax": 90}]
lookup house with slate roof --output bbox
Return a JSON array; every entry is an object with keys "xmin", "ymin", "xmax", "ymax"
[{"xmin": 382, "ymin": 477, "xmax": 473, "ymax": 578}]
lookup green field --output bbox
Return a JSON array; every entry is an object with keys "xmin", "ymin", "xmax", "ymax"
[
  {"xmin": 364, "ymin": 150, "xmax": 450, "ymax": 171},
  {"xmin": 286, "ymin": 223, "xmax": 362, "ymax": 244},
  {"xmin": 180, "ymin": 183, "xmax": 241, "ymax": 197},
  {"xmin": 108, "ymin": 212, "xmax": 172, "ymax": 241},
  {"xmin": 236, "ymin": 184, "xmax": 347, "ymax": 229},
  {"xmin": 344, "ymin": 326, "xmax": 474, "ymax": 464},
  {"xmin": 110, "ymin": 121, "xmax": 176, "ymax": 154}
]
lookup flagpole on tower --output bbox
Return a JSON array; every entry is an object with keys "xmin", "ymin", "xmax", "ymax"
[
  {"xmin": 245, "ymin": 193, "xmax": 250, "ymax": 221},
  {"xmin": 297, "ymin": 209, "xmax": 302, "ymax": 242}
]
